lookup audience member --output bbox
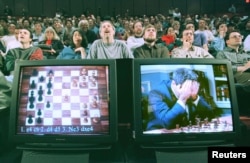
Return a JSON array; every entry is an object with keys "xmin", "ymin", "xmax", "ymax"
[
  {"xmin": 38, "ymin": 26, "xmax": 64, "ymax": 59},
  {"xmin": 216, "ymin": 30, "xmax": 250, "ymax": 115},
  {"xmin": 32, "ymin": 21, "xmax": 44, "ymax": 46},
  {"xmin": 195, "ymin": 18, "xmax": 214, "ymax": 44},
  {"xmin": 57, "ymin": 29, "xmax": 88, "ymax": 59},
  {"xmin": 63, "ymin": 19, "xmax": 75, "ymax": 46},
  {"xmin": 126, "ymin": 21, "xmax": 144, "ymax": 54},
  {"xmin": 87, "ymin": 20, "xmax": 133, "ymax": 59},
  {"xmin": 4, "ymin": 28, "xmax": 43, "ymax": 76},
  {"xmin": 133, "ymin": 24, "xmax": 170, "ymax": 58},
  {"xmin": 210, "ymin": 22, "xmax": 228, "ymax": 56},
  {"xmin": 186, "ymin": 21, "xmax": 208, "ymax": 51},
  {"xmin": 171, "ymin": 29, "xmax": 214, "ymax": 58},
  {"xmin": 78, "ymin": 20, "xmax": 98, "ymax": 45}
]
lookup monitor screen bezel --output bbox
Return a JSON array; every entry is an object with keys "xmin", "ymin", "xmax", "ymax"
[
  {"xmin": 9, "ymin": 59, "xmax": 118, "ymax": 147},
  {"xmin": 133, "ymin": 58, "xmax": 240, "ymax": 148}
]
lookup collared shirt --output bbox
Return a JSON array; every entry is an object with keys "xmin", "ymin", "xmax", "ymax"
[
  {"xmin": 171, "ymin": 45, "xmax": 214, "ymax": 58},
  {"xmin": 216, "ymin": 47, "xmax": 250, "ymax": 73},
  {"xmin": 133, "ymin": 43, "xmax": 170, "ymax": 58}
]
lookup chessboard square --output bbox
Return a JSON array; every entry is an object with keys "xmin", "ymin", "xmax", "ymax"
[
  {"xmin": 53, "ymin": 96, "xmax": 62, "ymax": 103},
  {"xmin": 26, "ymin": 117, "xmax": 35, "ymax": 126},
  {"xmin": 79, "ymin": 89, "xmax": 89, "ymax": 95},
  {"xmin": 70, "ymin": 96, "xmax": 80, "ymax": 103},
  {"xmin": 71, "ymin": 70, "xmax": 80, "ymax": 76},
  {"xmin": 30, "ymin": 77, "xmax": 38, "ymax": 84},
  {"xmin": 38, "ymin": 71, "xmax": 47, "ymax": 77},
  {"xmin": 43, "ymin": 118, "xmax": 53, "ymax": 125},
  {"xmin": 37, "ymin": 83, "xmax": 46, "ymax": 90},
  {"xmin": 80, "ymin": 117, "xmax": 91, "ymax": 125},
  {"xmin": 62, "ymin": 76, "xmax": 71, "ymax": 82},
  {"xmin": 88, "ymin": 70, "xmax": 98, "ymax": 76},
  {"xmin": 61, "ymin": 118, "xmax": 72, "ymax": 125},
  {"xmin": 52, "ymin": 110, "xmax": 62, "ymax": 118},
  {"xmin": 71, "ymin": 103, "xmax": 80, "ymax": 109},
  {"xmin": 27, "ymin": 102, "xmax": 36, "ymax": 110},
  {"xmin": 89, "ymin": 109, "xmax": 100, "ymax": 117},
  {"xmin": 62, "ymin": 89, "xmax": 71, "ymax": 95},
  {"xmin": 54, "ymin": 71, "xmax": 63, "ymax": 76},
  {"xmin": 61, "ymin": 103, "xmax": 71, "ymax": 110},
  {"xmin": 54, "ymin": 83, "xmax": 63, "ymax": 89},
  {"xmin": 71, "ymin": 110, "xmax": 81, "ymax": 118}
]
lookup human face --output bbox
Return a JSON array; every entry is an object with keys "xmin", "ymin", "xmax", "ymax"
[
  {"xmin": 99, "ymin": 21, "xmax": 115, "ymax": 39},
  {"xmin": 133, "ymin": 22, "xmax": 143, "ymax": 36},
  {"xmin": 198, "ymin": 20, "xmax": 206, "ymax": 30},
  {"xmin": 18, "ymin": 29, "xmax": 32, "ymax": 44},
  {"xmin": 186, "ymin": 24, "xmax": 195, "ymax": 32},
  {"xmin": 226, "ymin": 32, "xmax": 243, "ymax": 47},
  {"xmin": 182, "ymin": 29, "xmax": 194, "ymax": 43},
  {"xmin": 218, "ymin": 24, "xmax": 227, "ymax": 33},
  {"xmin": 45, "ymin": 30, "xmax": 54, "ymax": 40},
  {"xmin": 72, "ymin": 31, "xmax": 82, "ymax": 46},
  {"xmin": 143, "ymin": 27, "xmax": 156, "ymax": 43},
  {"xmin": 167, "ymin": 27, "xmax": 175, "ymax": 36}
]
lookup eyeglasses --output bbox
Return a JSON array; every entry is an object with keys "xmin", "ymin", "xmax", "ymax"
[{"xmin": 230, "ymin": 35, "xmax": 243, "ymax": 39}]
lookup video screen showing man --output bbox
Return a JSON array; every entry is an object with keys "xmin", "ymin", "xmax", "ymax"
[{"xmin": 146, "ymin": 68, "xmax": 218, "ymax": 130}]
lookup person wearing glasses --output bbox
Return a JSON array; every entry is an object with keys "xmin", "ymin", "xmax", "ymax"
[
  {"xmin": 216, "ymin": 30, "xmax": 250, "ymax": 115},
  {"xmin": 171, "ymin": 29, "xmax": 214, "ymax": 58}
]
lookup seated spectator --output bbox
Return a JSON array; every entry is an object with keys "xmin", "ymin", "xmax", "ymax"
[
  {"xmin": 126, "ymin": 21, "xmax": 144, "ymax": 54},
  {"xmin": 161, "ymin": 27, "xmax": 177, "ymax": 51},
  {"xmin": 186, "ymin": 21, "xmax": 208, "ymax": 51},
  {"xmin": 216, "ymin": 30, "xmax": 250, "ymax": 115},
  {"xmin": 32, "ymin": 21, "xmax": 45, "ymax": 46},
  {"xmin": 78, "ymin": 20, "xmax": 98, "ymax": 45},
  {"xmin": 171, "ymin": 29, "xmax": 214, "ymax": 58},
  {"xmin": 57, "ymin": 29, "xmax": 88, "ymax": 59},
  {"xmin": 87, "ymin": 20, "xmax": 133, "ymax": 59},
  {"xmin": 210, "ymin": 22, "xmax": 228, "ymax": 56},
  {"xmin": 4, "ymin": 28, "xmax": 43, "ymax": 76},
  {"xmin": 38, "ymin": 26, "xmax": 64, "ymax": 59},
  {"xmin": 133, "ymin": 24, "xmax": 170, "ymax": 58}
]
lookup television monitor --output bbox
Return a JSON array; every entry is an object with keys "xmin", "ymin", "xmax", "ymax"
[
  {"xmin": 9, "ymin": 59, "xmax": 117, "ymax": 150},
  {"xmin": 133, "ymin": 59, "xmax": 240, "ymax": 149}
]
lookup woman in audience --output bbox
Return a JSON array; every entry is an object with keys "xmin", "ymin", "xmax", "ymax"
[
  {"xmin": 38, "ymin": 26, "xmax": 64, "ymax": 59},
  {"xmin": 57, "ymin": 29, "xmax": 88, "ymax": 59}
]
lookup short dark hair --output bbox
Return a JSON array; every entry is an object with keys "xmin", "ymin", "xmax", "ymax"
[
  {"xmin": 224, "ymin": 29, "xmax": 240, "ymax": 42},
  {"xmin": 171, "ymin": 68, "xmax": 198, "ymax": 85}
]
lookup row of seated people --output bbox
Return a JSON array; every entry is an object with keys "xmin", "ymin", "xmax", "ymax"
[
  {"xmin": 1, "ymin": 13, "xmax": 250, "ymax": 55},
  {"xmin": 0, "ymin": 13, "xmax": 250, "ymax": 109}
]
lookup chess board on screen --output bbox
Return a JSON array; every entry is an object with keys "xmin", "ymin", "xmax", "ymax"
[{"xmin": 19, "ymin": 66, "xmax": 108, "ymax": 134}]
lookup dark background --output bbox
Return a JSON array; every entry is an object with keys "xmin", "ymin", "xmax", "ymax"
[{"xmin": 0, "ymin": 0, "xmax": 249, "ymax": 17}]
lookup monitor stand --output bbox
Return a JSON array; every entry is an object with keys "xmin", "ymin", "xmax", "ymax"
[
  {"xmin": 155, "ymin": 148, "xmax": 207, "ymax": 163},
  {"xmin": 21, "ymin": 150, "xmax": 89, "ymax": 163}
]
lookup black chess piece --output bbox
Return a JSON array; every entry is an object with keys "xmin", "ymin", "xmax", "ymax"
[
  {"xmin": 47, "ymin": 88, "xmax": 51, "ymax": 95},
  {"xmin": 28, "ymin": 115, "xmax": 33, "ymax": 124},
  {"xmin": 38, "ymin": 86, "xmax": 43, "ymax": 95},
  {"xmin": 36, "ymin": 117, "xmax": 42, "ymax": 124},
  {"xmin": 46, "ymin": 101, "xmax": 50, "ymax": 108},
  {"xmin": 37, "ymin": 109, "xmax": 42, "ymax": 116},
  {"xmin": 29, "ymin": 102, "xmax": 34, "ymax": 109},
  {"xmin": 38, "ymin": 94, "xmax": 43, "ymax": 102},
  {"xmin": 32, "ymin": 69, "xmax": 38, "ymax": 76},
  {"xmin": 47, "ymin": 79, "xmax": 52, "ymax": 89},
  {"xmin": 30, "ymin": 80, "xmax": 36, "ymax": 89},
  {"xmin": 29, "ymin": 93, "xmax": 35, "ymax": 103},
  {"xmin": 39, "ymin": 76, "xmax": 45, "ymax": 82}
]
